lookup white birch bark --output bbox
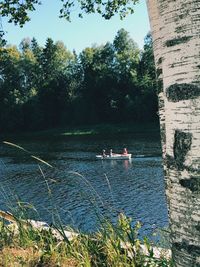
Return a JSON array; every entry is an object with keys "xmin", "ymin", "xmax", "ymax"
[
  {"xmin": 146, "ymin": 0, "xmax": 171, "ymax": 245},
  {"xmin": 147, "ymin": 0, "xmax": 200, "ymax": 266},
  {"xmin": 146, "ymin": 0, "xmax": 166, "ymax": 156}
]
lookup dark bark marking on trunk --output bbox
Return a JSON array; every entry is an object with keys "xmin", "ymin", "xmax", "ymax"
[
  {"xmin": 185, "ymin": 165, "xmax": 199, "ymax": 173},
  {"xmin": 156, "ymin": 68, "xmax": 162, "ymax": 77},
  {"xmin": 178, "ymin": 13, "xmax": 189, "ymax": 20},
  {"xmin": 174, "ymin": 240, "xmax": 200, "ymax": 257},
  {"xmin": 179, "ymin": 176, "xmax": 200, "ymax": 192},
  {"xmin": 175, "ymin": 26, "xmax": 185, "ymax": 34},
  {"xmin": 165, "ymin": 130, "xmax": 192, "ymax": 171},
  {"xmin": 195, "ymin": 222, "xmax": 200, "ymax": 232},
  {"xmin": 165, "ymin": 154, "xmax": 175, "ymax": 169},
  {"xmin": 165, "ymin": 36, "xmax": 192, "ymax": 47},
  {"xmin": 157, "ymin": 57, "xmax": 163, "ymax": 65},
  {"xmin": 166, "ymin": 83, "xmax": 200, "ymax": 102},
  {"xmin": 160, "ymin": 123, "xmax": 166, "ymax": 143},
  {"xmin": 173, "ymin": 130, "xmax": 192, "ymax": 171},
  {"xmin": 157, "ymin": 79, "xmax": 163, "ymax": 94}
]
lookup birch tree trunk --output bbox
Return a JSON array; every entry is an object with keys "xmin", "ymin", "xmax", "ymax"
[
  {"xmin": 146, "ymin": 0, "xmax": 166, "ymax": 157},
  {"xmin": 146, "ymin": 0, "xmax": 169, "ymax": 197},
  {"xmin": 147, "ymin": 0, "xmax": 200, "ymax": 266}
]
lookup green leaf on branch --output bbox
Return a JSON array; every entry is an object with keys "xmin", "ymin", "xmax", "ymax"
[{"xmin": 1, "ymin": 0, "xmax": 139, "ymax": 27}]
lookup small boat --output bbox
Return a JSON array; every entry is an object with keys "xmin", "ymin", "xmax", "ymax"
[{"xmin": 96, "ymin": 153, "xmax": 132, "ymax": 160}]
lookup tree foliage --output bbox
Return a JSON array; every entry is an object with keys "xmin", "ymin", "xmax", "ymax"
[
  {"xmin": 0, "ymin": 0, "xmax": 139, "ymax": 26},
  {"xmin": 0, "ymin": 0, "xmax": 41, "ymax": 26},
  {"xmin": 0, "ymin": 30, "xmax": 157, "ymax": 132}
]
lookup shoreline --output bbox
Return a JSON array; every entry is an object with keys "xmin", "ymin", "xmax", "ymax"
[{"xmin": 1, "ymin": 122, "xmax": 160, "ymax": 140}]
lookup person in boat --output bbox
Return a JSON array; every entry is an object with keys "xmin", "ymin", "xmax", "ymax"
[
  {"xmin": 123, "ymin": 148, "xmax": 128, "ymax": 155},
  {"xmin": 109, "ymin": 149, "xmax": 113, "ymax": 157},
  {"xmin": 102, "ymin": 149, "xmax": 106, "ymax": 158}
]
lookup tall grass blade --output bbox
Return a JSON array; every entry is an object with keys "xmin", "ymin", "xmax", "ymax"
[
  {"xmin": 3, "ymin": 141, "xmax": 28, "ymax": 152},
  {"xmin": 31, "ymin": 156, "xmax": 53, "ymax": 168},
  {"xmin": 3, "ymin": 141, "xmax": 53, "ymax": 168}
]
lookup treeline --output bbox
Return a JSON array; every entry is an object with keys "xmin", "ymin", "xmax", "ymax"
[{"xmin": 0, "ymin": 29, "xmax": 157, "ymax": 133}]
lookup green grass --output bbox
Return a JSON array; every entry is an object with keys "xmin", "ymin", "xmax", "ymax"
[
  {"xmin": 61, "ymin": 122, "xmax": 159, "ymax": 136},
  {"xmin": 0, "ymin": 212, "xmax": 173, "ymax": 267}
]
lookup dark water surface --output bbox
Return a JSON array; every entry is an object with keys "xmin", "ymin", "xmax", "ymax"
[{"xmin": 0, "ymin": 132, "xmax": 168, "ymax": 236}]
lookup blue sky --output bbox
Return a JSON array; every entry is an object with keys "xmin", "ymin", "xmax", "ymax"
[{"xmin": 2, "ymin": 0, "xmax": 150, "ymax": 53}]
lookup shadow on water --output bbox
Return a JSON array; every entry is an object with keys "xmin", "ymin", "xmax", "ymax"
[{"xmin": 0, "ymin": 131, "xmax": 168, "ymax": 237}]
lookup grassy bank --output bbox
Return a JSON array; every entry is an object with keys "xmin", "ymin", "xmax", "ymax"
[
  {"xmin": 1, "ymin": 122, "xmax": 160, "ymax": 140},
  {"xmin": 0, "ymin": 211, "xmax": 172, "ymax": 267},
  {"xmin": 60, "ymin": 122, "xmax": 160, "ymax": 137}
]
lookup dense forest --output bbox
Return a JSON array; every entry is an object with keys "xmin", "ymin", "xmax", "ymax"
[{"xmin": 0, "ymin": 29, "xmax": 157, "ymax": 133}]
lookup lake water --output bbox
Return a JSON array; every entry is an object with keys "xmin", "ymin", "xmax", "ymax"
[{"xmin": 0, "ymin": 131, "xmax": 168, "ymax": 237}]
